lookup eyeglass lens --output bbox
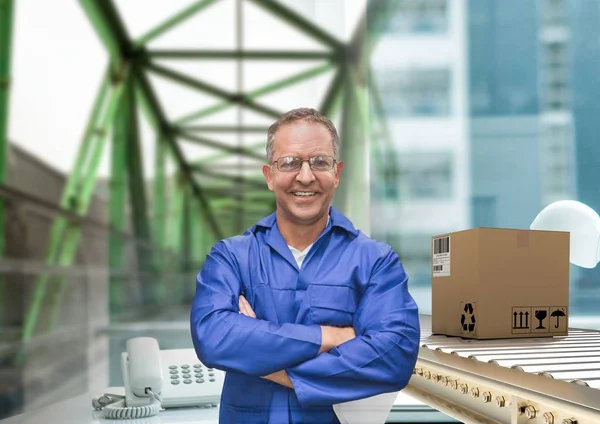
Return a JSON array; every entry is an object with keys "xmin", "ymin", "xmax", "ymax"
[{"xmin": 277, "ymin": 156, "xmax": 334, "ymax": 172}]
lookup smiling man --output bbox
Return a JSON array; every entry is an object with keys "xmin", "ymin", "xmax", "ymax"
[{"xmin": 190, "ymin": 108, "xmax": 420, "ymax": 424}]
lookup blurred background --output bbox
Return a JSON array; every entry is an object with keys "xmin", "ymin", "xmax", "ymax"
[{"xmin": 0, "ymin": 0, "xmax": 599, "ymax": 421}]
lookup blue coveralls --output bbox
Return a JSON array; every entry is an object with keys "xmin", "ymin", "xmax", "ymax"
[{"xmin": 190, "ymin": 207, "xmax": 420, "ymax": 424}]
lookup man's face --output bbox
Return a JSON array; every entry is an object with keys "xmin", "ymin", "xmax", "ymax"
[{"xmin": 262, "ymin": 120, "xmax": 343, "ymax": 226}]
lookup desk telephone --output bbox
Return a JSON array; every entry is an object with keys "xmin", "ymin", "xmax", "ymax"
[{"xmin": 93, "ymin": 337, "xmax": 225, "ymax": 419}]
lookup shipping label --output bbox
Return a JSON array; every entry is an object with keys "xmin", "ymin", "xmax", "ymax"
[{"xmin": 432, "ymin": 235, "xmax": 450, "ymax": 277}]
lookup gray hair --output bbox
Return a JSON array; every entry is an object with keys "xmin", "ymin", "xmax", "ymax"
[{"xmin": 266, "ymin": 108, "xmax": 340, "ymax": 163}]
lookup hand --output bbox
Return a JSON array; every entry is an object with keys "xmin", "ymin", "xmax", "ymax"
[
  {"xmin": 334, "ymin": 326, "xmax": 356, "ymax": 345},
  {"xmin": 261, "ymin": 370, "xmax": 293, "ymax": 389},
  {"xmin": 318, "ymin": 326, "xmax": 356, "ymax": 354},
  {"xmin": 238, "ymin": 295, "xmax": 256, "ymax": 318}
]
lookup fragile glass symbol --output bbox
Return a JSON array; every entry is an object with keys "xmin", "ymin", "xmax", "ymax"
[{"xmin": 534, "ymin": 310, "xmax": 547, "ymax": 329}]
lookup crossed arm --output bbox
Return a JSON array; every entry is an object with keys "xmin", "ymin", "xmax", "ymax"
[
  {"xmin": 238, "ymin": 295, "xmax": 356, "ymax": 388},
  {"xmin": 191, "ymin": 243, "xmax": 419, "ymax": 405}
]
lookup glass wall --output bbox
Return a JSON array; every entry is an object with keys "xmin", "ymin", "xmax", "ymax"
[{"xmin": 369, "ymin": 0, "xmax": 600, "ymax": 326}]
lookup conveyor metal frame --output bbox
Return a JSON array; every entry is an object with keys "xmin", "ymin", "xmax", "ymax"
[{"xmin": 398, "ymin": 316, "xmax": 600, "ymax": 424}]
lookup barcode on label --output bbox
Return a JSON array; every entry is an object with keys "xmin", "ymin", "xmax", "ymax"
[
  {"xmin": 433, "ymin": 265, "xmax": 443, "ymax": 271},
  {"xmin": 434, "ymin": 236, "xmax": 449, "ymax": 254}
]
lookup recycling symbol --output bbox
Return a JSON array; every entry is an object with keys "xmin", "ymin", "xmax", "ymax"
[{"xmin": 461, "ymin": 303, "xmax": 476, "ymax": 332}]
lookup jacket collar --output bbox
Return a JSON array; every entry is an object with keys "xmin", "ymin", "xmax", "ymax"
[
  {"xmin": 252, "ymin": 206, "xmax": 359, "ymax": 236},
  {"xmin": 250, "ymin": 206, "xmax": 358, "ymax": 270}
]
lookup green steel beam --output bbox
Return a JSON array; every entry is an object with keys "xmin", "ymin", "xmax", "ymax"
[
  {"xmin": 126, "ymin": 82, "xmax": 152, "ymax": 247},
  {"xmin": 153, "ymin": 135, "xmax": 167, "ymax": 252},
  {"xmin": 134, "ymin": 67, "xmax": 224, "ymax": 240},
  {"xmin": 0, "ymin": 0, "xmax": 14, "ymax": 261},
  {"xmin": 167, "ymin": 173, "xmax": 184, "ymax": 254},
  {"xmin": 80, "ymin": 0, "xmax": 131, "ymax": 66},
  {"xmin": 152, "ymin": 135, "xmax": 167, "ymax": 301},
  {"xmin": 144, "ymin": 61, "xmax": 281, "ymax": 119},
  {"xmin": 181, "ymin": 184, "xmax": 192, "ymax": 273},
  {"xmin": 194, "ymin": 140, "xmax": 265, "ymax": 164},
  {"xmin": 175, "ymin": 103, "xmax": 232, "ymax": 126},
  {"xmin": 319, "ymin": 66, "xmax": 345, "ymax": 116},
  {"xmin": 179, "ymin": 125, "xmax": 269, "ymax": 133},
  {"xmin": 49, "ymin": 68, "xmax": 130, "ymax": 330},
  {"xmin": 124, "ymin": 78, "xmax": 154, "ymax": 305},
  {"xmin": 176, "ymin": 62, "xmax": 332, "ymax": 124},
  {"xmin": 191, "ymin": 198, "xmax": 205, "ymax": 267},
  {"xmin": 22, "ymin": 64, "xmax": 129, "ymax": 340},
  {"xmin": 133, "ymin": 0, "xmax": 218, "ymax": 49},
  {"xmin": 174, "ymin": 183, "xmax": 191, "ymax": 300},
  {"xmin": 332, "ymin": 70, "xmax": 370, "ymax": 233},
  {"xmin": 80, "ymin": 0, "xmax": 203, "ymax": 318},
  {"xmin": 191, "ymin": 165, "xmax": 266, "ymax": 189},
  {"xmin": 108, "ymin": 72, "xmax": 130, "ymax": 318},
  {"xmin": 216, "ymin": 212, "xmax": 268, "ymax": 225},
  {"xmin": 217, "ymin": 213, "xmax": 270, "ymax": 223},
  {"xmin": 42, "ymin": 0, "xmax": 134, "ymax": 330},
  {"xmin": 177, "ymin": 131, "xmax": 264, "ymax": 161},
  {"xmin": 0, "ymin": 0, "xmax": 14, "ymax": 323},
  {"xmin": 204, "ymin": 190, "xmax": 271, "ymax": 198},
  {"xmin": 202, "ymin": 187, "xmax": 272, "ymax": 198},
  {"xmin": 331, "ymin": 72, "xmax": 350, "ymax": 215},
  {"xmin": 210, "ymin": 198, "xmax": 272, "ymax": 209},
  {"xmin": 206, "ymin": 184, "xmax": 274, "ymax": 197},
  {"xmin": 200, "ymin": 162, "xmax": 263, "ymax": 171},
  {"xmin": 147, "ymin": 49, "xmax": 335, "ymax": 60},
  {"xmin": 210, "ymin": 201, "xmax": 272, "ymax": 214},
  {"xmin": 195, "ymin": 176, "xmax": 264, "ymax": 186},
  {"xmin": 82, "ymin": 0, "xmax": 223, "ymax": 241},
  {"xmin": 351, "ymin": 71, "xmax": 369, "ymax": 133},
  {"xmin": 332, "ymin": 73, "xmax": 360, "ymax": 211},
  {"xmin": 249, "ymin": 0, "xmax": 344, "ymax": 51},
  {"xmin": 247, "ymin": 62, "xmax": 332, "ymax": 98}
]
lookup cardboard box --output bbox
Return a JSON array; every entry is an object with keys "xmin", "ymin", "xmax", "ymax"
[{"xmin": 431, "ymin": 228, "xmax": 569, "ymax": 339}]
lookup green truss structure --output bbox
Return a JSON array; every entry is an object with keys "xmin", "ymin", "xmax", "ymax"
[
  {"xmin": 0, "ymin": 0, "xmax": 402, "ymax": 343},
  {"xmin": 0, "ymin": 0, "xmax": 14, "ymax": 324}
]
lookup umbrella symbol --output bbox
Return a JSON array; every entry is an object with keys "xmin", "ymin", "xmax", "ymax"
[{"xmin": 551, "ymin": 309, "xmax": 566, "ymax": 328}]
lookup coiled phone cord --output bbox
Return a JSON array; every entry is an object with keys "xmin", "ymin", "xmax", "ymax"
[{"xmin": 92, "ymin": 389, "xmax": 162, "ymax": 419}]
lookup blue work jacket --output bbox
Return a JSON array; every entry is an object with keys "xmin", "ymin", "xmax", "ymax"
[{"xmin": 191, "ymin": 207, "xmax": 420, "ymax": 424}]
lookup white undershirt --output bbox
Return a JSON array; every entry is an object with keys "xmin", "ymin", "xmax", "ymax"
[
  {"xmin": 287, "ymin": 216, "xmax": 330, "ymax": 268},
  {"xmin": 288, "ymin": 243, "xmax": 313, "ymax": 268}
]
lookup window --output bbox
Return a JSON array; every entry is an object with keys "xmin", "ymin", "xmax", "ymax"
[
  {"xmin": 540, "ymin": 0, "xmax": 568, "ymax": 27},
  {"xmin": 377, "ymin": 68, "xmax": 451, "ymax": 117},
  {"xmin": 386, "ymin": 0, "xmax": 449, "ymax": 34},
  {"xmin": 373, "ymin": 151, "xmax": 453, "ymax": 201},
  {"xmin": 398, "ymin": 152, "xmax": 453, "ymax": 201}
]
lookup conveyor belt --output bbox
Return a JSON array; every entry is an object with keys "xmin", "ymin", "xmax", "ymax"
[{"xmin": 398, "ymin": 315, "xmax": 600, "ymax": 424}]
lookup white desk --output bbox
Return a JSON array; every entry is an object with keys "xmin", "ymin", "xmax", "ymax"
[
  {"xmin": 0, "ymin": 394, "xmax": 220, "ymax": 424},
  {"xmin": 0, "ymin": 391, "xmax": 454, "ymax": 424}
]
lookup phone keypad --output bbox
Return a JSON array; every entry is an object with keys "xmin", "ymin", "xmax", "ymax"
[{"xmin": 167, "ymin": 363, "xmax": 218, "ymax": 385}]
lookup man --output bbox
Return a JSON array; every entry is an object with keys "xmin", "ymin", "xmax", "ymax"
[{"xmin": 190, "ymin": 108, "xmax": 420, "ymax": 424}]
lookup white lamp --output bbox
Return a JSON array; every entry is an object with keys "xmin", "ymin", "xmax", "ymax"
[{"xmin": 530, "ymin": 200, "xmax": 600, "ymax": 268}]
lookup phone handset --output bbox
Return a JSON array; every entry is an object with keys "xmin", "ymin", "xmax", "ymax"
[
  {"xmin": 124, "ymin": 337, "xmax": 163, "ymax": 403},
  {"xmin": 93, "ymin": 337, "xmax": 164, "ymax": 419}
]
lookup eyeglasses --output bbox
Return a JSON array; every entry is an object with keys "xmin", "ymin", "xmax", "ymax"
[{"xmin": 272, "ymin": 155, "xmax": 336, "ymax": 172}]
